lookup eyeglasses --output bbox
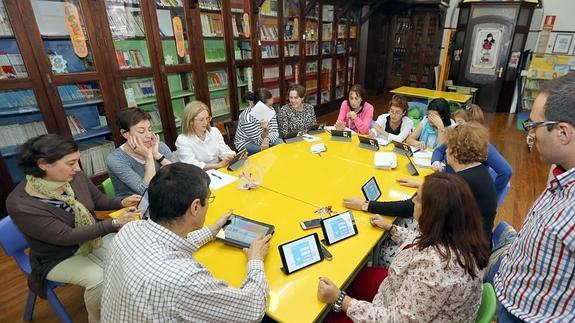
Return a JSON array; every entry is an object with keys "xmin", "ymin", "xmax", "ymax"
[
  {"xmin": 389, "ymin": 109, "xmax": 404, "ymax": 115},
  {"xmin": 195, "ymin": 117, "xmax": 212, "ymax": 123},
  {"xmin": 522, "ymin": 118, "xmax": 559, "ymax": 132},
  {"xmin": 208, "ymin": 195, "xmax": 216, "ymax": 204}
]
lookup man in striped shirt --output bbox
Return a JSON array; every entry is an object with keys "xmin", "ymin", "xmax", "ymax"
[
  {"xmin": 102, "ymin": 163, "xmax": 272, "ymax": 322},
  {"xmin": 495, "ymin": 72, "xmax": 575, "ymax": 322}
]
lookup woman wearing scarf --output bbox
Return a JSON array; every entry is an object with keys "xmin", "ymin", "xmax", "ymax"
[
  {"xmin": 406, "ymin": 98, "xmax": 454, "ymax": 150},
  {"xmin": 6, "ymin": 134, "xmax": 140, "ymax": 323}
]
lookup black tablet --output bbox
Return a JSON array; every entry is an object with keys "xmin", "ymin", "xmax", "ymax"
[
  {"xmin": 320, "ymin": 210, "xmax": 358, "ymax": 246},
  {"xmin": 358, "ymin": 136, "xmax": 379, "ymax": 151},
  {"xmin": 406, "ymin": 156, "xmax": 420, "ymax": 176},
  {"xmin": 216, "ymin": 214, "xmax": 275, "ymax": 248},
  {"xmin": 227, "ymin": 149, "xmax": 247, "ymax": 171},
  {"xmin": 307, "ymin": 124, "xmax": 325, "ymax": 134},
  {"xmin": 361, "ymin": 176, "xmax": 381, "ymax": 201},
  {"xmin": 392, "ymin": 140, "xmax": 413, "ymax": 157},
  {"xmin": 331, "ymin": 129, "xmax": 352, "ymax": 142},
  {"xmin": 278, "ymin": 233, "xmax": 324, "ymax": 274},
  {"xmin": 282, "ymin": 130, "xmax": 304, "ymax": 143}
]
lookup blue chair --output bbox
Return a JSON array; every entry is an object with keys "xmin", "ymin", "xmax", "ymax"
[
  {"xmin": 487, "ymin": 167, "xmax": 511, "ymax": 208},
  {"xmin": 0, "ymin": 216, "xmax": 72, "ymax": 323}
]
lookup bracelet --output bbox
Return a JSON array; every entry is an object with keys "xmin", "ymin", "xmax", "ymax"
[
  {"xmin": 332, "ymin": 291, "xmax": 347, "ymax": 312},
  {"xmin": 156, "ymin": 155, "xmax": 165, "ymax": 163},
  {"xmin": 111, "ymin": 219, "xmax": 120, "ymax": 229}
]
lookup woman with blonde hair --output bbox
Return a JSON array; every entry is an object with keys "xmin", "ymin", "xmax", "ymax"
[
  {"xmin": 175, "ymin": 100, "xmax": 237, "ymax": 170},
  {"xmin": 431, "ymin": 104, "xmax": 512, "ymax": 200}
]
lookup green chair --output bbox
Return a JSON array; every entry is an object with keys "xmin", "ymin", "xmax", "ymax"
[
  {"xmin": 102, "ymin": 178, "xmax": 115, "ymax": 197},
  {"xmin": 449, "ymin": 101, "xmax": 462, "ymax": 114},
  {"xmin": 476, "ymin": 283, "xmax": 497, "ymax": 323}
]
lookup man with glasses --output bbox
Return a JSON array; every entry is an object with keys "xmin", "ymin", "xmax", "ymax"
[
  {"xmin": 102, "ymin": 163, "xmax": 272, "ymax": 322},
  {"xmin": 495, "ymin": 72, "xmax": 575, "ymax": 322}
]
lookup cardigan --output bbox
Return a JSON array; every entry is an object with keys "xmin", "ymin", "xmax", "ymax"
[
  {"xmin": 336, "ymin": 100, "xmax": 374, "ymax": 135},
  {"xmin": 6, "ymin": 171, "xmax": 122, "ymax": 297},
  {"xmin": 277, "ymin": 102, "xmax": 317, "ymax": 137}
]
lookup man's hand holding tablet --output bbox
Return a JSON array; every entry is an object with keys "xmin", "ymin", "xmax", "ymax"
[{"xmin": 244, "ymin": 234, "xmax": 272, "ymax": 261}]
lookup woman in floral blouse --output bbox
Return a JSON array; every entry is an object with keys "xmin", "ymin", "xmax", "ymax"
[{"xmin": 318, "ymin": 172, "xmax": 490, "ymax": 322}]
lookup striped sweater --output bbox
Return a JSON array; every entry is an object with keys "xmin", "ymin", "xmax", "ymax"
[{"xmin": 234, "ymin": 106, "xmax": 279, "ymax": 151}]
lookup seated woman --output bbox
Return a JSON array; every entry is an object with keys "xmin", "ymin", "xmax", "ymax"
[
  {"xmin": 106, "ymin": 108, "xmax": 174, "ymax": 197},
  {"xmin": 344, "ymin": 122, "xmax": 497, "ymax": 266},
  {"xmin": 406, "ymin": 98, "xmax": 454, "ymax": 150},
  {"xmin": 176, "ymin": 100, "xmax": 239, "ymax": 170},
  {"xmin": 431, "ymin": 104, "xmax": 512, "ymax": 199},
  {"xmin": 6, "ymin": 134, "xmax": 140, "ymax": 323},
  {"xmin": 334, "ymin": 84, "xmax": 374, "ymax": 135},
  {"xmin": 319, "ymin": 172, "xmax": 490, "ymax": 322},
  {"xmin": 369, "ymin": 94, "xmax": 413, "ymax": 142},
  {"xmin": 235, "ymin": 88, "xmax": 282, "ymax": 155},
  {"xmin": 277, "ymin": 84, "xmax": 317, "ymax": 138}
]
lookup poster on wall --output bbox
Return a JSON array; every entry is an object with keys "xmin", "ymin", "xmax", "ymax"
[{"xmin": 470, "ymin": 28, "xmax": 503, "ymax": 75}]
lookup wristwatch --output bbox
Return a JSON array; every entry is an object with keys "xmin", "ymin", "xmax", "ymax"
[
  {"xmin": 332, "ymin": 291, "xmax": 347, "ymax": 312},
  {"xmin": 156, "ymin": 155, "xmax": 166, "ymax": 163}
]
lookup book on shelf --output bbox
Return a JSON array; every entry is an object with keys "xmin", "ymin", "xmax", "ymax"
[
  {"xmin": 0, "ymin": 2, "xmax": 13, "ymax": 36},
  {"xmin": 155, "ymin": 0, "xmax": 183, "ymax": 7},
  {"xmin": 79, "ymin": 140, "xmax": 115, "ymax": 177},
  {"xmin": 321, "ymin": 42, "xmax": 331, "ymax": 55},
  {"xmin": 260, "ymin": 0, "xmax": 277, "ymax": 16},
  {"xmin": 284, "ymin": 0, "xmax": 298, "ymax": 17},
  {"xmin": 148, "ymin": 110, "xmax": 162, "ymax": 128},
  {"xmin": 106, "ymin": 4, "xmax": 145, "ymax": 39},
  {"xmin": 0, "ymin": 89, "xmax": 36, "ymax": 110},
  {"xmin": 199, "ymin": 0, "xmax": 221, "ymax": 11},
  {"xmin": 261, "ymin": 44, "xmax": 278, "ymax": 58},
  {"xmin": 0, "ymin": 48, "xmax": 27, "ymax": 78},
  {"xmin": 322, "ymin": 23, "xmax": 332, "ymax": 41},
  {"xmin": 337, "ymin": 25, "xmax": 347, "ymax": 38},
  {"xmin": 204, "ymin": 39, "xmax": 226, "ymax": 62},
  {"xmin": 0, "ymin": 121, "xmax": 48, "ymax": 149},
  {"xmin": 58, "ymin": 84, "xmax": 101, "ymax": 103},
  {"xmin": 260, "ymin": 24, "xmax": 278, "ymax": 41},
  {"xmin": 322, "ymin": 5, "xmax": 334, "ymax": 22},
  {"xmin": 263, "ymin": 66, "xmax": 279, "ymax": 81},
  {"xmin": 350, "ymin": 26, "xmax": 358, "ymax": 39},
  {"xmin": 235, "ymin": 40, "xmax": 252, "ymax": 60},
  {"xmin": 115, "ymin": 49, "xmax": 147, "ymax": 69},
  {"xmin": 232, "ymin": 13, "xmax": 248, "ymax": 38},
  {"xmin": 284, "ymin": 44, "xmax": 299, "ymax": 56},
  {"xmin": 210, "ymin": 96, "xmax": 230, "ymax": 117},
  {"xmin": 201, "ymin": 13, "xmax": 224, "ymax": 37},
  {"xmin": 124, "ymin": 79, "xmax": 156, "ymax": 99},
  {"xmin": 67, "ymin": 115, "xmax": 87, "ymax": 135},
  {"xmin": 305, "ymin": 42, "xmax": 318, "ymax": 55},
  {"xmin": 208, "ymin": 70, "xmax": 229, "ymax": 88}
]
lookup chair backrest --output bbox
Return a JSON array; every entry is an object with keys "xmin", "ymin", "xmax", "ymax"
[
  {"xmin": 102, "ymin": 178, "xmax": 115, "ymax": 197},
  {"xmin": 475, "ymin": 283, "xmax": 497, "ymax": 323},
  {"xmin": 492, "ymin": 221, "xmax": 511, "ymax": 246},
  {"xmin": 0, "ymin": 216, "xmax": 32, "ymax": 275},
  {"xmin": 224, "ymin": 120, "xmax": 239, "ymax": 151},
  {"xmin": 445, "ymin": 80, "xmax": 454, "ymax": 88}
]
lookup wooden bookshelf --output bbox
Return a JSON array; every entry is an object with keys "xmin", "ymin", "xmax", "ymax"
[{"xmin": 0, "ymin": 0, "xmax": 363, "ymax": 200}]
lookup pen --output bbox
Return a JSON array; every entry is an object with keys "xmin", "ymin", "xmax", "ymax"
[{"xmin": 210, "ymin": 172, "xmax": 222, "ymax": 180}]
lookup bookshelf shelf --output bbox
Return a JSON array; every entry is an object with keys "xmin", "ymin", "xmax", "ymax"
[
  {"xmin": 62, "ymin": 98, "xmax": 105, "ymax": 109},
  {"xmin": 73, "ymin": 126, "xmax": 111, "ymax": 142}
]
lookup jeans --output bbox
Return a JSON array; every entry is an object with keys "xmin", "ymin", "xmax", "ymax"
[{"xmin": 245, "ymin": 137, "xmax": 283, "ymax": 155}]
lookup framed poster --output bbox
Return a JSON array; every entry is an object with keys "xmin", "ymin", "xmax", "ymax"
[
  {"xmin": 552, "ymin": 34, "xmax": 572, "ymax": 54},
  {"xmin": 470, "ymin": 27, "xmax": 503, "ymax": 75}
]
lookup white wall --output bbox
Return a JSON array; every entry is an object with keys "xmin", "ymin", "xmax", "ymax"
[{"xmin": 526, "ymin": 0, "xmax": 575, "ymax": 54}]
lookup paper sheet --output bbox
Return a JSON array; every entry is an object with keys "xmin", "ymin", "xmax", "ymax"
[
  {"xmin": 413, "ymin": 151, "xmax": 433, "ymax": 159},
  {"xmin": 206, "ymin": 169, "xmax": 238, "ymax": 190},
  {"xmin": 248, "ymin": 101, "xmax": 276, "ymax": 122}
]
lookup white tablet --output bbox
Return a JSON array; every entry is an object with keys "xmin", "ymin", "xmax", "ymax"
[
  {"xmin": 278, "ymin": 233, "xmax": 324, "ymax": 274},
  {"xmin": 320, "ymin": 211, "xmax": 358, "ymax": 246}
]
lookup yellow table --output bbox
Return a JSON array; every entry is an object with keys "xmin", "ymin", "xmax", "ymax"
[
  {"xmin": 191, "ymin": 132, "xmax": 432, "ymax": 322},
  {"xmin": 391, "ymin": 86, "xmax": 472, "ymax": 104},
  {"xmin": 195, "ymin": 172, "xmax": 391, "ymax": 322}
]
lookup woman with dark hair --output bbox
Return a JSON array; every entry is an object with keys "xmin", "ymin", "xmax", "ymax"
[
  {"xmin": 334, "ymin": 84, "xmax": 374, "ymax": 135},
  {"xmin": 235, "ymin": 88, "xmax": 282, "ymax": 155},
  {"xmin": 277, "ymin": 84, "xmax": 317, "ymax": 137},
  {"xmin": 6, "ymin": 134, "xmax": 140, "ymax": 323},
  {"xmin": 369, "ymin": 94, "xmax": 413, "ymax": 142},
  {"xmin": 406, "ymin": 98, "xmax": 454, "ymax": 149},
  {"xmin": 106, "ymin": 108, "xmax": 174, "ymax": 197},
  {"xmin": 318, "ymin": 172, "xmax": 490, "ymax": 322},
  {"xmin": 431, "ymin": 104, "xmax": 512, "ymax": 200}
]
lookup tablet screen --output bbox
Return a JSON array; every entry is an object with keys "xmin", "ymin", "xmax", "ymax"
[
  {"xmin": 362, "ymin": 177, "xmax": 381, "ymax": 201},
  {"xmin": 321, "ymin": 211, "xmax": 358, "ymax": 245},
  {"xmin": 217, "ymin": 215, "xmax": 274, "ymax": 248},
  {"xmin": 137, "ymin": 190, "xmax": 150, "ymax": 219},
  {"xmin": 279, "ymin": 233, "xmax": 323, "ymax": 274}
]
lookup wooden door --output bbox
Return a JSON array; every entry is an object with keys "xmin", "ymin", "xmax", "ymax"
[{"xmin": 457, "ymin": 4, "xmax": 519, "ymax": 112}]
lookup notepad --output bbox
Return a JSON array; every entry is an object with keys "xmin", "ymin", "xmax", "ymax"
[
  {"xmin": 248, "ymin": 101, "xmax": 276, "ymax": 122},
  {"xmin": 206, "ymin": 169, "xmax": 238, "ymax": 190},
  {"xmin": 374, "ymin": 152, "xmax": 397, "ymax": 169},
  {"xmin": 413, "ymin": 157, "xmax": 432, "ymax": 168},
  {"xmin": 413, "ymin": 151, "xmax": 432, "ymax": 159}
]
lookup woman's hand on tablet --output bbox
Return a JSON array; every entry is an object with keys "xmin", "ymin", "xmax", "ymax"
[{"xmin": 121, "ymin": 194, "xmax": 141, "ymax": 207}]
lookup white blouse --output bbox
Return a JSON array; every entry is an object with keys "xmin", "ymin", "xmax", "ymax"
[
  {"xmin": 175, "ymin": 127, "xmax": 234, "ymax": 169},
  {"xmin": 370, "ymin": 114, "xmax": 414, "ymax": 143}
]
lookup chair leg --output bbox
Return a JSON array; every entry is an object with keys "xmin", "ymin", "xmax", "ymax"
[
  {"xmin": 23, "ymin": 290, "xmax": 37, "ymax": 321},
  {"xmin": 46, "ymin": 288, "xmax": 73, "ymax": 323}
]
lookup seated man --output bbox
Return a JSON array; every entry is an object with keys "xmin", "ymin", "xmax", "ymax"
[{"xmin": 102, "ymin": 163, "xmax": 272, "ymax": 322}]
